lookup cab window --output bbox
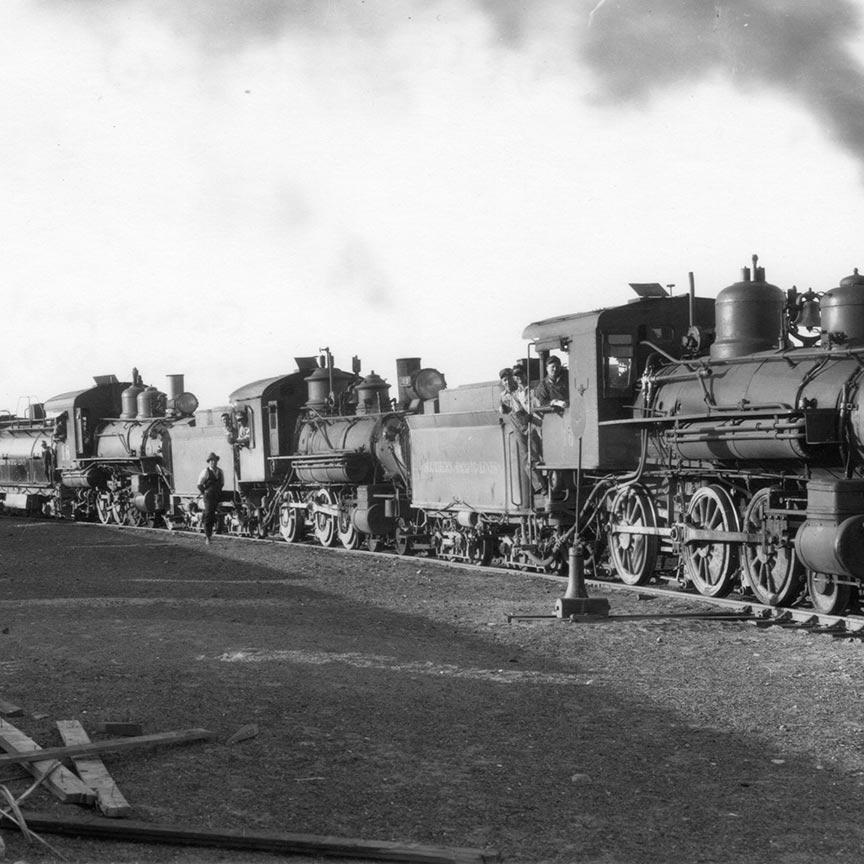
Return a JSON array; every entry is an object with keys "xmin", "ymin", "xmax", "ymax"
[{"xmin": 603, "ymin": 333, "xmax": 634, "ymax": 395}]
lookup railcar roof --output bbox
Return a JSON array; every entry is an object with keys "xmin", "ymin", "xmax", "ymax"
[
  {"xmin": 229, "ymin": 371, "xmax": 304, "ymax": 402},
  {"xmin": 45, "ymin": 388, "xmax": 88, "ymax": 404},
  {"xmin": 522, "ymin": 295, "xmax": 700, "ymax": 345},
  {"xmin": 44, "ymin": 385, "xmax": 106, "ymax": 413},
  {"xmin": 521, "ymin": 308, "xmax": 602, "ymax": 343}
]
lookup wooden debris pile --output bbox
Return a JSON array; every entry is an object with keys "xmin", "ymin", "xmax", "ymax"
[
  {"xmin": 0, "ymin": 696, "xmax": 500, "ymax": 864},
  {"xmin": 0, "ymin": 694, "xmax": 215, "ymax": 860}
]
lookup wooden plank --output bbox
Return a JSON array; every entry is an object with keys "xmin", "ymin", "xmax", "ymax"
[
  {"xmin": 0, "ymin": 727, "xmax": 216, "ymax": 768},
  {"xmin": 56, "ymin": 720, "xmax": 132, "ymax": 818},
  {"xmin": 99, "ymin": 722, "xmax": 143, "ymax": 737},
  {"xmin": 0, "ymin": 721, "xmax": 95, "ymax": 805},
  {"xmin": 0, "ymin": 697, "xmax": 23, "ymax": 717},
  {"xmin": 16, "ymin": 812, "xmax": 502, "ymax": 864}
]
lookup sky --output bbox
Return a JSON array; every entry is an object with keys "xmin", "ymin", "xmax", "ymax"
[{"xmin": 3, "ymin": 0, "xmax": 864, "ymax": 412}]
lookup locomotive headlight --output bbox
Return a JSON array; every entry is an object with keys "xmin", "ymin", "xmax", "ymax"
[{"xmin": 174, "ymin": 392, "xmax": 199, "ymax": 416}]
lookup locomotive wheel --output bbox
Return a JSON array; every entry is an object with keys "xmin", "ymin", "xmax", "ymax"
[
  {"xmin": 467, "ymin": 533, "xmax": 493, "ymax": 566},
  {"xmin": 278, "ymin": 499, "xmax": 304, "ymax": 544},
  {"xmin": 807, "ymin": 571, "xmax": 852, "ymax": 615},
  {"xmin": 337, "ymin": 508, "xmax": 361, "ymax": 550},
  {"xmin": 124, "ymin": 507, "xmax": 145, "ymax": 528},
  {"xmin": 250, "ymin": 507, "xmax": 268, "ymax": 539},
  {"xmin": 606, "ymin": 485, "xmax": 659, "ymax": 586},
  {"xmin": 683, "ymin": 485, "xmax": 738, "ymax": 598},
  {"xmin": 394, "ymin": 525, "xmax": 412, "ymax": 556},
  {"xmin": 741, "ymin": 488, "xmax": 803, "ymax": 606},
  {"xmin": 366, "ymin": 535, "xmax": 384, "ymax": 552},
  {"xmin": 313, "ymin": 490, "xmax": 339, "ymax": 547},
  {"xmin": 95, "ymin": 492, "xmax": 118, "ymax": 525}
]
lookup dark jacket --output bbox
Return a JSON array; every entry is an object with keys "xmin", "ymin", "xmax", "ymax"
[{"xmin": 197, "ymin": 466, "xmax": 225, "ymax": 500}]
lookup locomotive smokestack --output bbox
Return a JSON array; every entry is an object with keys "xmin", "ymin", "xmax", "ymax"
[
  {"xmin": 166, "ymin": 374, "xmax": 184, "ymax": 401},
  {"xmin": 166, "ymin": 374, "xmax": 185, "ymax": 417}
]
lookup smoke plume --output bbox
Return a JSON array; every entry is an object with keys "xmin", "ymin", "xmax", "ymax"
[{"xmin": 581, "ymin": 1, "xmax": 864, "ymax": 166}]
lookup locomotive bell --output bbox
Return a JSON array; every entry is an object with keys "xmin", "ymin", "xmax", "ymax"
[
  {"xmin": 820, "ymin": 268, "xmax": 864, "ymax": 346},
  {"xmin": 710, "ymin": 256, "xmax": 784, "ymax": 360},
  {"xmin": 798, "ymin": 295, "xmax": 822, "ymax": 330}
]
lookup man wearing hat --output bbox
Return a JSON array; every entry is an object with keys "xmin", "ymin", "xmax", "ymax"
[{"xmin": 197, "ymin": 452, "xmax": 225, "ymax": 544}]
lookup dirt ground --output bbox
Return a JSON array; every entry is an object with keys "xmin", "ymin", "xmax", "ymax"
[{"xmin": 1, "ymin": 519, "xmax": 864, "ymax": 864}]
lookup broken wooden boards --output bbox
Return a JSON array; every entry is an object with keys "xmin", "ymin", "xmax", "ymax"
[
  {"xmin": 0, "ymin": 721, "xmax": 215, "ymax": 819},
  {"xmin": 0, "ymin": 721, "xmax": 95, "ymax": 805},
  {"xmin": 56, "ymin": 720, "xmax": 132, "ymax": 818},
  {"xmin": 0, "ymin": 727, "xmax": 216, "ymax": 768}
]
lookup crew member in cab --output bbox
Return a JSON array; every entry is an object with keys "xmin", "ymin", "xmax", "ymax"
[
  {"xmin": 498, "ymin": 366, "xmax": 543, "ymax": 494},
  {"xmin": 533, "ymin": 355, "xmax": 569, "ymax": 410}
]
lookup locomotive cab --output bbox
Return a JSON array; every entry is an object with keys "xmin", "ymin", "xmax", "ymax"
[
  {"xmin": 45, "ymin": 379, "xmax": 128, "ymax": 464},
  {"xmin": 523, "ymin": 291, "xmax": 715, "ymax": 471},
  {"xmin": 228, "ymin": 366, "xmax": 312, "ymax": 485}
]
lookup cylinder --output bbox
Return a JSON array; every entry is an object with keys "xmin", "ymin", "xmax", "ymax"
[
  {"xmin": 133, "ymin": 491, "xmax": 156, "ymax": 513},
  {"xmin": 353, "ymin": 503, "xmax": 392, "ymax": 536},
  {"xmin": 795, "ymin": 516, "xmax": 864, "ymax": 577},
  {"xmin": 60, "ymin": 466, "xmax": 104, "ymax": 488}
]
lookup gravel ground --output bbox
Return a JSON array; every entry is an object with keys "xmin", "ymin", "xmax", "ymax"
[{"xmin": 1, "ymin": 519, "xmax": 864, "ymax": 864}]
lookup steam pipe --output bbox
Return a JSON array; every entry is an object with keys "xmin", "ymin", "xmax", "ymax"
[{"xmin": 688, "ymin": 271, "xmax": 695, "ymax": 329}]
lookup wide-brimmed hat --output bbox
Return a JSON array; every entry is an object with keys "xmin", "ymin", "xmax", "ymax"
[{"xmin": 206, "ymin": 452, "xmax": 220, "ymax": 462}]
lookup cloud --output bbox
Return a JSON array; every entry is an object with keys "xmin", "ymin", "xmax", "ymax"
[{"xmin": 582, "ymin": 1, "xmax": 864, "ymax": 164}]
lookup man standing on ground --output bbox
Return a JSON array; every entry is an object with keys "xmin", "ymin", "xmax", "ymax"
[{"xmin": 197, "ymin": 452, "xmax": 224, "ymax": 544}]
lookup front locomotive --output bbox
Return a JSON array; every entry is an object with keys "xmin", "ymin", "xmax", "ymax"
[{"xmin": 605, "ymin": 257, "xmax": 864, "ymax": 614}]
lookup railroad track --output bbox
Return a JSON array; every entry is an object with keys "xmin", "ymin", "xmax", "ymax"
[{"xmin": 57, "ymin": 519, "xmax": 864, "ymax": 640}]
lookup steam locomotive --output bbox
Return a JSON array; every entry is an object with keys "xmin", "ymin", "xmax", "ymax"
[{"xmin": 4, "ymin": 255, "xmax": 864, "ymax": 616}]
